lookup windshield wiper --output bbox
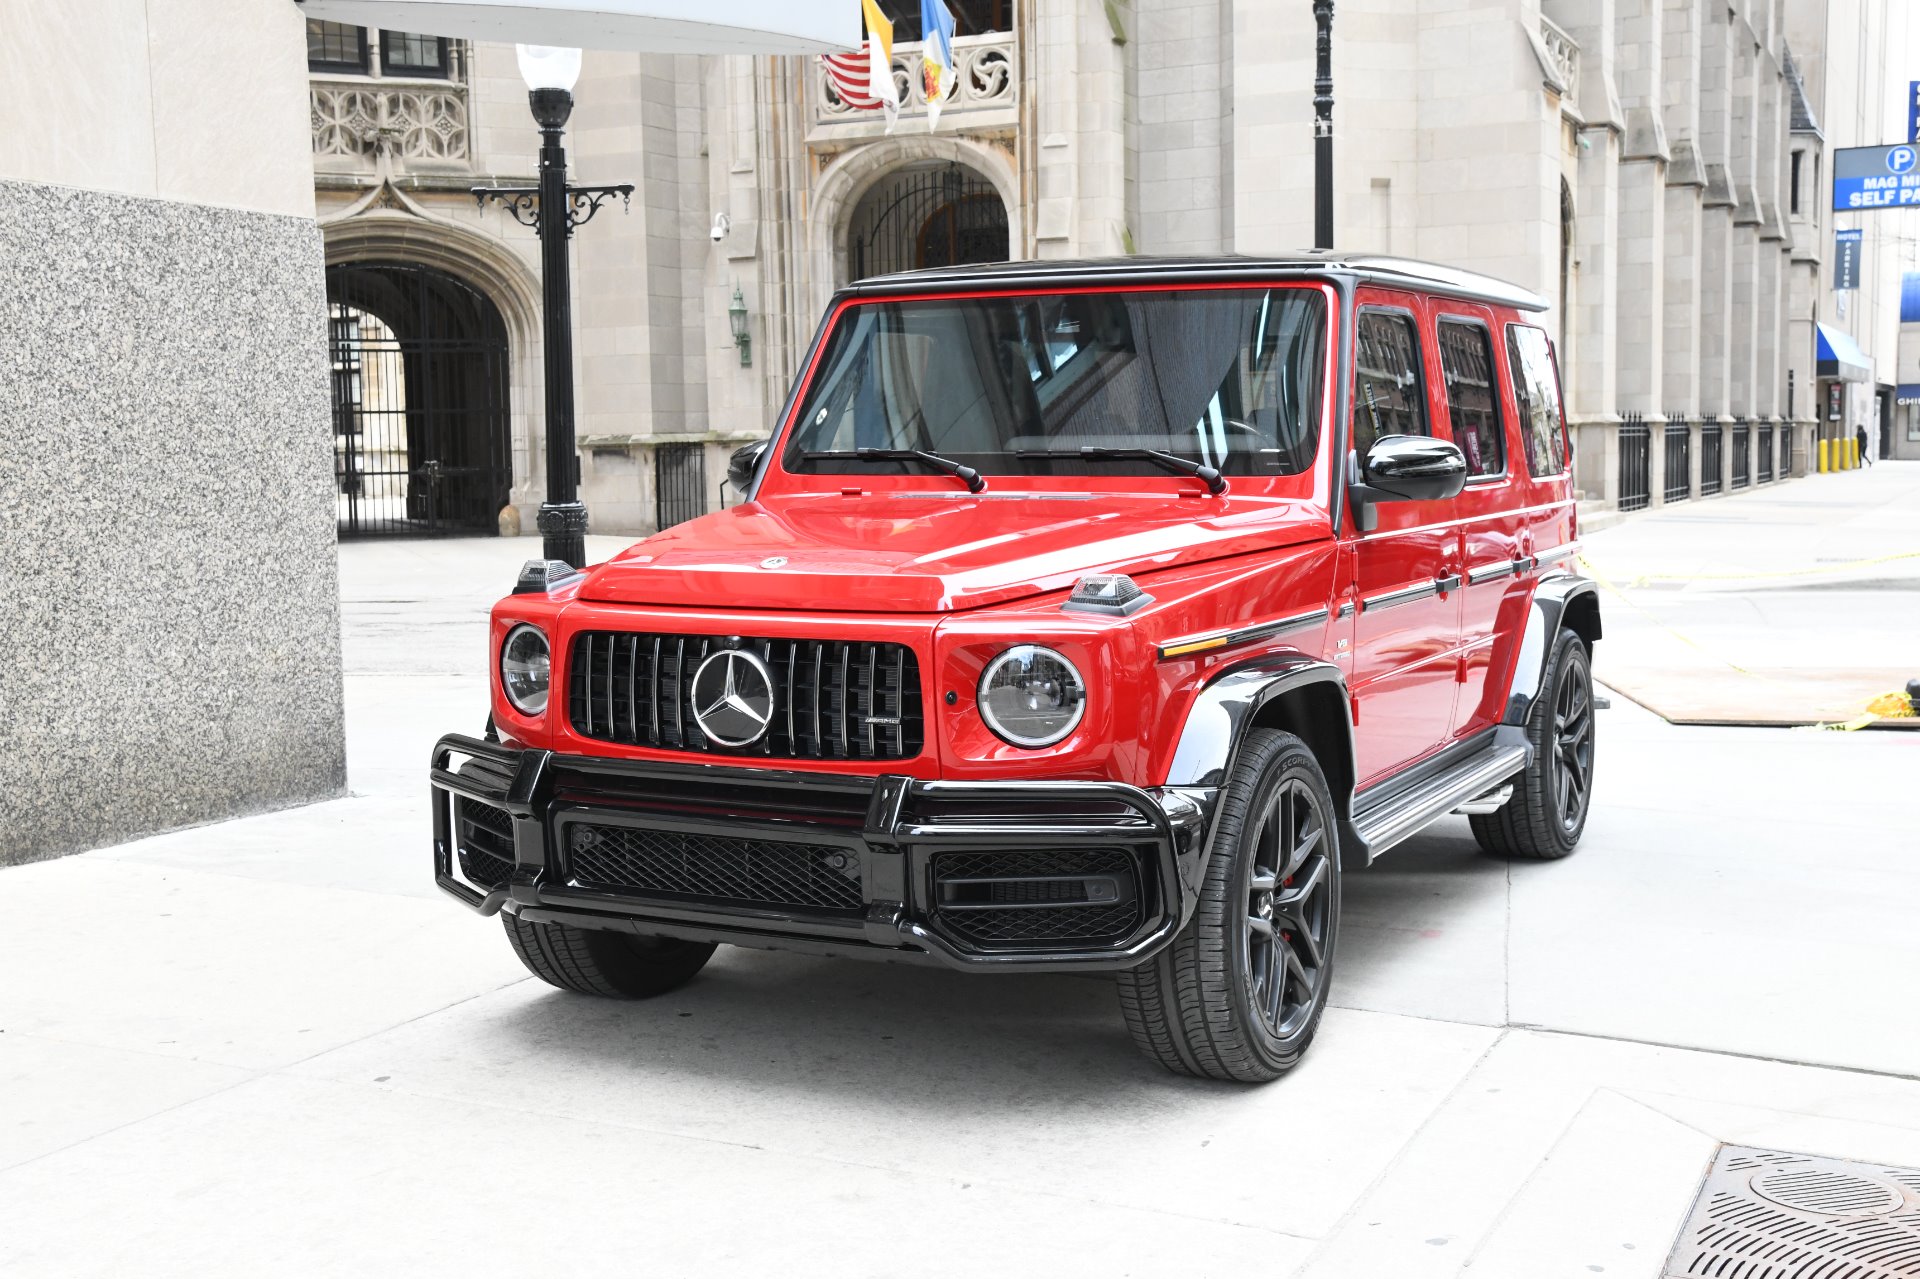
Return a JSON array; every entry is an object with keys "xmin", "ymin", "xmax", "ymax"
[
  {"xmin": 822, "ymin": 447, "xmax": 986, "ymax": 493},
  {"xmin": 1017, "ymin": 446, "xmax": 1227, "ymax": 496}
]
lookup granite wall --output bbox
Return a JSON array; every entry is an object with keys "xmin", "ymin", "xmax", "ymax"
[{"xmin": 0, "ymin": 179, "xmax": 346, "ymax": 864}]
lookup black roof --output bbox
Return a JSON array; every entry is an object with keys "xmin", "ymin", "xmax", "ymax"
[{"xmin": 846, "ymin": 252, "xmax": 1550, "ymax": 312}]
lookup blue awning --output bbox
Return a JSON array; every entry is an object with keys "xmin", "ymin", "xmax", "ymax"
[{"xmin": 1816, "ymin": 322, "xmax": 1873, "ymax": 383}]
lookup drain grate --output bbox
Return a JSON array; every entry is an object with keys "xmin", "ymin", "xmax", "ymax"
[{"xmin": 1664, "ymin": 1145, "xmax": 1920, "ymax": 1278}]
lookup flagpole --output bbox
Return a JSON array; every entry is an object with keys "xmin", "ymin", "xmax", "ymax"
[{"xmin": 1313, "ymin": 0, "xmax": 1334, "ymax": 250}]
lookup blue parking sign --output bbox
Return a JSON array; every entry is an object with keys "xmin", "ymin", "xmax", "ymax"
[
  {"xmin": 1911, "ymin": 81, "xmax": 1920, "ymax": 143},
  {"xmin": 1833, "ymin": 144, "xmax": 1920, "ymax": 210}
]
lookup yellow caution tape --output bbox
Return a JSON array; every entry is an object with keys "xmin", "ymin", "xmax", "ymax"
[{"xmin": 1865, "ymin": 691, "xmax": 1916, "ymax": 718}]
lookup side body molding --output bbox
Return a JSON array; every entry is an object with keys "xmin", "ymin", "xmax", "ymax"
[
  {"xmin": 1502, "ymin": 571, "xmax": 1603, "ymax": 726},
  {"xmin": 1162, "ymin": 654, "xmax": 1362, "ymax": 866}
]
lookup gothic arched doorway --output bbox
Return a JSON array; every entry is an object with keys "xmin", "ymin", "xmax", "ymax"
[
  {"xmin": 847, "ymin": 161, "xmax": 1010, "ymax": 280},
  {"xmin": 325, "ymin": 261, "xmax": 511, "ymax": 537}
]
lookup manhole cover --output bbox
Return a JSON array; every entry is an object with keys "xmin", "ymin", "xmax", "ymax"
[{"xmin": 1665, "ymin": 1146, "xmax": 1920, "ymax": 1278}]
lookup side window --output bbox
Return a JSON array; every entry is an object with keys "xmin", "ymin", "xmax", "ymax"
[
  {"xmin": 1438, "ymin": 320, "xmax": 1505, "ymax": 478},
  {"xmin": 1351, "ymin": 310, "xmax": 1428, "ymax": 456},
  {"xmin": 1505, "ymin": 324, "xmax": 1569, "ymax": 476}
]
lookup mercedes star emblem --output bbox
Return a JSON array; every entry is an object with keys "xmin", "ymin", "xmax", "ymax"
[{"xmin": 689, "ymin": 648, "xmax": 775, "ymax": 748}]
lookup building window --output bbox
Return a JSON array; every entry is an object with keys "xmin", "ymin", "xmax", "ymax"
[
  {"xmin": 307, "ymin": 20, "xmax": 369, "ymax": 74},
  {"xmin": 1352, "ymin": 309, "xmax": 1428, "ymax": 457},
  {"xmin": 1439, "ymin": 319, "xmax": 1505, "ymax": 478},
  {"xmin": 1791, "ymin": 151, "xmax": 1803, "ymax": 214},
  {"xmin": 1506, "ymin": 324, "xmax": 1569, "ymax": 477},
  {"xmin": 382, "ymin": 31, "xmax": 451, "ymax": 78}
]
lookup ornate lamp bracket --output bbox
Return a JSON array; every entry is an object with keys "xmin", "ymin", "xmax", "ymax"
[{"xmin": 471, "ymin": 183, "xmax": 633, "ymax": 237}]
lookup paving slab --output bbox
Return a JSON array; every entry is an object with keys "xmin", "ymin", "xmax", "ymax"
[
  {"xmin": 1582, "ymin": 461, "xmax": 1920, "ymax": 727},
  {"xmin": 0, "ymin": 1072, "xmax": 1310, "ymax": 1279}
]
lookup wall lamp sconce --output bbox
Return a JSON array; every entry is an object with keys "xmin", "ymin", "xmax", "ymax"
[{"xmin": 728, "ymin": 285, "xmax": 752, "ymax": 367}]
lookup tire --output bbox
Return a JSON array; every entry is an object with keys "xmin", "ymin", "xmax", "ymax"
[
  {"xmin": 1117, "ymin": 728, "xmax": 1341, "ymax": 1083},
  {"xmin": 503, "ymin": 913, "xmax": 717, "ymax": 998},
  {"xmin": 1471, "ymin": 627, "xmax": 1595, "ymax": 860}
]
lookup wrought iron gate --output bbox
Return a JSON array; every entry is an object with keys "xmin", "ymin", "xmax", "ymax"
[
  {"xmin": 655, "ymin": 443, "xmax": 706, "ymax": 530},
  {"xmin": 850, "ymin": 162, "xmax": 1010, "ymax": 279},
  {"xmin": 1617, "ymin": 412, "xmax": 1651, "ymax": 512},
  {"xmin": 326, "ymin": 262, "xmax": 511, "ymax": 537}
]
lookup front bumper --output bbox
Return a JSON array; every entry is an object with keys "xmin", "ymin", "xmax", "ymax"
[{"xmin": 430, "ymin": 734, "xmax": 1214, "ymax": 972}]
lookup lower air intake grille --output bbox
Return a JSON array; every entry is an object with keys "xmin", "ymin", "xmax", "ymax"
[
  {"xmin": 566, "ymin": 823, "xmax": 864, "ymax": 914},
  {"xmin": 932, "ymin": 849, "xmax": 1143, "ymax": 950},
  {"xmin": 455, "ymin": 797, "xmax": 516, "ymax": 891}
]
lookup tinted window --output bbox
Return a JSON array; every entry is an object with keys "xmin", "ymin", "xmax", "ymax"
[
  {"xmin": 1506, "ymin": 324, "xmax": 1568, "ymax": 476},
  {"xmin": 1439, "ymin": 320, "xmax": 1504, "ymax": 478},
  {"xmin": 786, "ymin": 288, "xmax": 1327, "ymax": 478},
  {"xmin": 1351, "ymin": 310, "xmax": 1427, "ymax": 456}
]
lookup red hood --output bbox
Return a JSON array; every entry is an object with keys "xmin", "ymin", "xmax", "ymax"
[{"xmin": 577, "ymin": 491, "xmax": 1329, "ymax": 613}]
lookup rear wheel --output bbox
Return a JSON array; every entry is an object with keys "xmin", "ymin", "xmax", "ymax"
[
  {"xmin": 1471, "ymin": 627, "xmax": 1594, "ymax": 860},
  {"xmin": 503, "ymin": 914, "xmax": 716, "ymax": 998},
  {"xmin": 1117, "ymin": 728, "xmax": 1340, "ymax": 1083}
]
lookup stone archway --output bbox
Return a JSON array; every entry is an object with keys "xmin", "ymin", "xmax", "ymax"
[
  {"xmin": 321, "ymin": 210, "xmax": 547, "ymax": 518},
  {"xmin": 807, "ymin": 134, "xmax": 1022, "ymax": 314}
]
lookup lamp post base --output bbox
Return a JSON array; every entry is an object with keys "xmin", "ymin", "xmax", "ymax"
[{"xmin": 536, "ymin": 501, "xmax": 589, "ymax": 569}]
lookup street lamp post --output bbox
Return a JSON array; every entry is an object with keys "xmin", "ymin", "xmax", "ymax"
[
  {"xmin": 1313, "ymin": 0, "xmax": 1334, "ymax": 250},
  {"xmin": 474, "ymin": 46, "xmax": 633, "ymax": 569}
]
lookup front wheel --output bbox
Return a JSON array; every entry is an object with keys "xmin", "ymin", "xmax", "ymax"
[
  {"xmin": 1117, "ymin": 728, "xmax": 1341, "ymax": 1083},
  {"xmin": 1471, "ymin": 627, "xmax": 1595, "ymax": 860},
  {"xmin": 503, "ymin": 914, "xmax": 716, "ymax": 998}
]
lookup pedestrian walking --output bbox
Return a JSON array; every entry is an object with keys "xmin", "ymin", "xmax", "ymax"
[{"xmin": 1856, "ymin": 423, "xmax": 1873, "ymax": 467}]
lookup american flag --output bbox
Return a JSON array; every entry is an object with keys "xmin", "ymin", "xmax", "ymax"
[{"xmin": 821, "ymin": 46, "xmax": 885, "ymax": 110}]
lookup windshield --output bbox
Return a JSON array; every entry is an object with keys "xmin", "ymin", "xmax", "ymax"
[{"xmin": 783, "ymin": 287, "xmax": 1327, "ymax": 479}]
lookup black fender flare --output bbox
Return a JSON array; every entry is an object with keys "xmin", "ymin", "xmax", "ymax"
[
  {"xmin": 1161, "ymin": 653, "xmax": 1364, "ymax": 869},
  {"xmin": 1503, "ymin": 571, "xmax": 1603, "ymax": 727}
]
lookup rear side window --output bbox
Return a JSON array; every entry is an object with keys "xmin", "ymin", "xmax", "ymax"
[
  {"xmin": 1506, "ymin": 324, "xmax": 1568, "ymax": 476},
  {"xmin": 1438, "ymin": 320, "xmax": 1505, "ymax": 478},
  {"xmin": 1351, "ymin": 310, "xmax": 1428, "ymax": 456}
]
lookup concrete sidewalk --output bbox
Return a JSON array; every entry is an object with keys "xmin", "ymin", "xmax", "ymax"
[
  {"xmin": 4, "ymin": 535, "xmax": 1919, "ymax": 1278},
  {"xmin": 1582, "ymin": 460, "xmax": 1920, "ymax": 727}
]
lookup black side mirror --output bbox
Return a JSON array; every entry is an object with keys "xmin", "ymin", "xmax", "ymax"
[
  {"xmin": 727, "ymin": 439, "xmax": 769, "ymax": 493},
  {"xmin": 1348, "ymin": 434, "xmax": 1467, "ymax": 530}
]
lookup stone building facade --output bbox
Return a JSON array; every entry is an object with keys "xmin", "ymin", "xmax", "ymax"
[{"xmin": 304, "ymin": 0, "xmax": 1904, "ymax": 540}]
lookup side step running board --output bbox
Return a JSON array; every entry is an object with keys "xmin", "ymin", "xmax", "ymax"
[{"xmin": 1352, "ymin": 742, "xmax": 1530, "ymax": 861}]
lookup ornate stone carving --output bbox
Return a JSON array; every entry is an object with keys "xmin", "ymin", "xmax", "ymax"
[
  {"xmin": 311, "ymin": 82, "xmax": 469, "ymax": 164},
  {"xmin": 1538, "ymin": 16, "xmax": 1580, "ymax": 103}
]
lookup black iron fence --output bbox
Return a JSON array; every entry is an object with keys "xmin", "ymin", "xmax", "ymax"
[
  {"xmin": 1780, "ymin": 424, "xmax": 1793, "ymax": 477},
  {"xmin": 1618, "ymin": 413, "xmax": 1651, "ymax": 512},
  {"xmin": 655, "ymin": 444, "xmax": 706, "ymax": 530},
  {"xmin": 1701, "ymin": 417, "xmax": 1724, "ymax": 495},
  {"xmin": 1731, "ymin": 418, "xmax": 1751, "ymax": 489},
  {"xmin": 1758, "ymin": 424, "xmax": 1775, "ymax": 483},
  {"xmin": 1663, "ymin": 417, "xmax": 1691, "ymax": 504}
]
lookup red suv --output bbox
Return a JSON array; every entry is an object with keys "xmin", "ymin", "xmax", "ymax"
[{"xmin": 432, "ymin": 254, "xmax": 1600, "ymax": 1083}]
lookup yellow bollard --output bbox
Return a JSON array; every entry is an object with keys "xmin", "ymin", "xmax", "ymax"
[
  {"xmin": 1818, "ymin": 438, "xmax": 1829, "ymax": 472},
  {"xmin": 1850, "ymin": 438, "xmax": 1860, "ymax": 469}
]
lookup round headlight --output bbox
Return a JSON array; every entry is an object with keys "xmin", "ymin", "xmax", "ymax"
[
  {"xmin": 978, "ymin": 645, "xmax": 1086, "ymax": 748},
  {"xmin": 500, "ymin": 624, "xmax": 550, "ymax": 715}
]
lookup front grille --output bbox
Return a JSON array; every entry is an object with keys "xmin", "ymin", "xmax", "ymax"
[
  {"xmin": 569, "ymin": 633, "xmax": 923, "ymax": 761},
  {"xmin": 455, "ymin": 797, "xmax": 516, "ymax": 891},
  {"xmin": 566, "ymin": 822, "xmax": 864, "ymax": 913},
  {"xmin": 931, "ymin": 849, "xmax": 1144, "ymax": 950}
]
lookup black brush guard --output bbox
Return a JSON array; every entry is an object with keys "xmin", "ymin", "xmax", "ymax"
[{"xmin": 430, "ymin": 733, "xmax": 1214, "ymax": 972}]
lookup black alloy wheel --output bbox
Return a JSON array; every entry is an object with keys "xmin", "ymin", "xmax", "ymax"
[
  {"xmin": 1550, "ymin": 648, "xmax": 1595, "ymax": 832},
  {"xmin": 1245, "ymin": 777, "xmax": 1335, "ymax": 1040},
  {"xmin": 1471, "ymin": 627, "xmax": 1595, "ymax": 860},
  {"xmin": 1118, "ymin": 728, "xmax": 1342, "ymax": 1082}
]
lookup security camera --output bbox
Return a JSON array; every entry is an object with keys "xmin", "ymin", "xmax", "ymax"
[{"xmin": 710, "ymin": 211, "xmax": 731, "ymax": 243}]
